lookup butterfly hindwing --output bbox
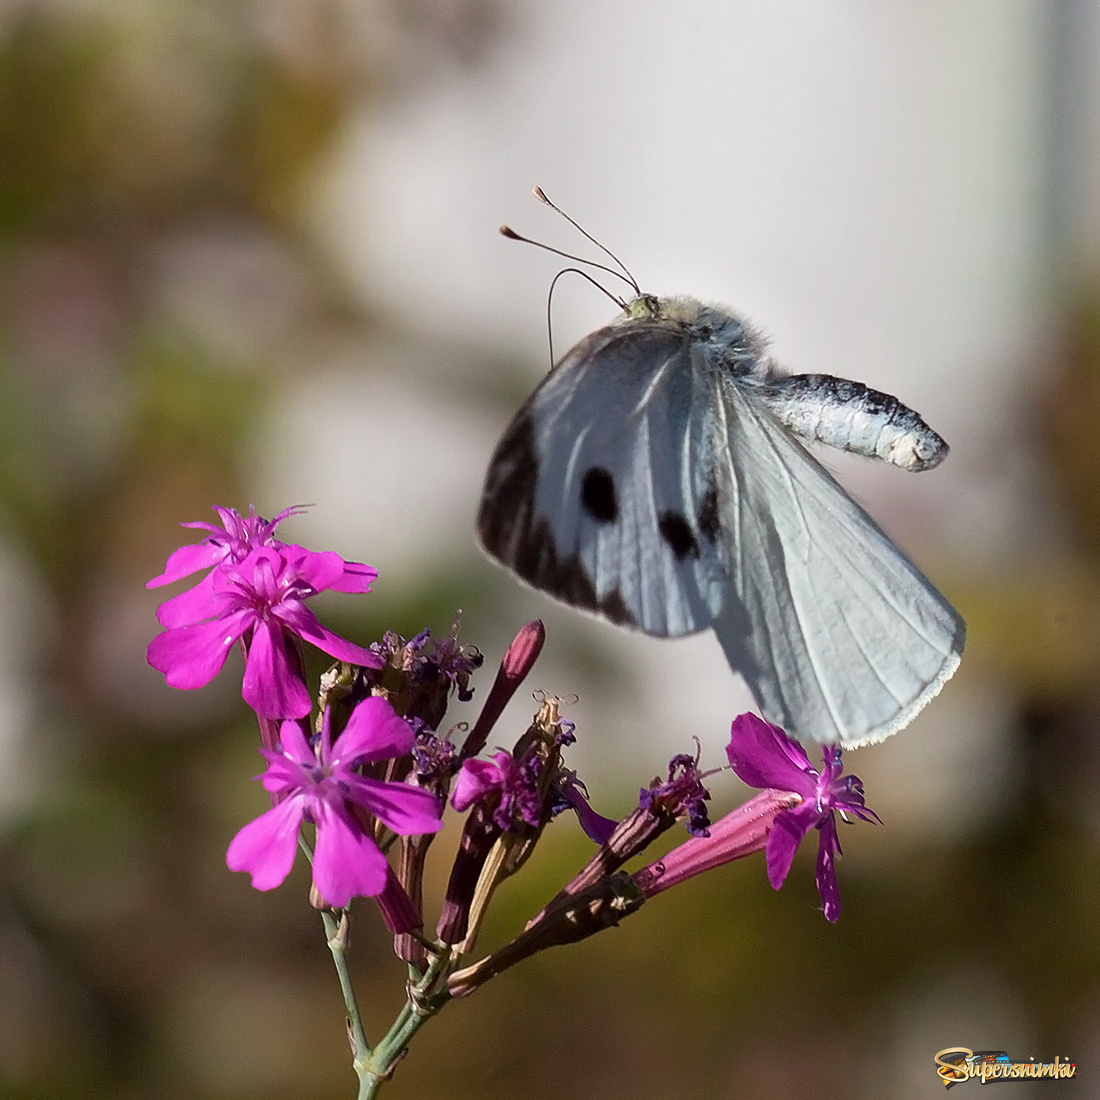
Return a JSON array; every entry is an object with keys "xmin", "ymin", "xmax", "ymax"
[
  {"xmin": 709, "ymin": 378, "xmax": 965, "ymax": 747},
  {"xmin": 478, "ymin": 320, "xmax": 728, "ymax": 637}
]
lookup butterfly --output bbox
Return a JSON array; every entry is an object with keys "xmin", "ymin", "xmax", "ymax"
[{"xmin": 478, "ymin": 190, "xmax": 965, "ymax": 748}]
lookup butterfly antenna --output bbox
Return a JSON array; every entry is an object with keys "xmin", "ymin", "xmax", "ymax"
[
  {"xmin": 500, "ymin": 225, "xmax": 638, "ymax": 295},
  {"xmin": 532, "ymin": 186, "xmax": 640, "ymax": 295},
  {"xmin": 544, "ymin": 267, "xmax": 627, "ymax": 368}
]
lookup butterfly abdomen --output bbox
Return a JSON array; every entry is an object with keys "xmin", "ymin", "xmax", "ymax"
[{"xmin": 759, "ymin": 373, "xmax": 948, "ymax": 472}]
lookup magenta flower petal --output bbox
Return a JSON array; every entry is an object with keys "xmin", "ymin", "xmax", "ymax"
[
  {"xmin": 451, "ymin": 757, "xmax": 504, "ymax": 812},
  {"xmin": 345, "ymin": 776, "xmax": 443, "ymax": 836},
  {"xmin": 276, "ymin": 721, "xmax": 315, "ymax": 765},
  {"xmin": 816, "ymin": 817, "xmax": 842, "ymax": 921},
  {"xmin": 276, "ymin": 604, "xmax": 382, "ymax": 668},
  {"xmin": 154, "ymin": 572, "xmax": 221, "ymax": 628},
  {"xmin": 763, "ymin": 806, "xmax": 813, "ymax": 889},
  {"xmin": 259, "ymin": 754, "xmax": 310, "ymax": 795},
  {"xmin": 226, "ymin": 797, "xmax": 304, "ymax": 890},
  {"xmin": 337, "ymin": 696, "xmax": 416, "ymax": 763},
  {"xmin": 311, "ymin": 802, "xmax": 391, "ymax": 907},
  {"xmin": 291, "ymin": 549, "xmax": 347, "ymax": 592},
  {"xmin": 148, "ymin": 542, "xmax": 228, "ymax": 588},
  {"xmin": 726, "ymin": 713, "xmax": 816, "ymax": 795},
  {"xmin": 327, "ymin": 561, "xmax": 379, "ymax": 594},
  {"xmin": 146, "ymin": 611, "xmax": 251, "ymax": 689},
  {"xmin": 241, "ymin": 621, "xmax": 311, "ymax": 719},
  {"xmin": 560, "ymin": 781, "xmax": 617, "ymax": 845}
]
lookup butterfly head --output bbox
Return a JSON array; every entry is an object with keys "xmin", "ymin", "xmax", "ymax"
[
  {"xmin": 626, "ymin": 293, "xmax": 727, "ymax": 330},
  {"xmin": 626, "ymin": 293, "xmax": 661, "ymax": 320}
]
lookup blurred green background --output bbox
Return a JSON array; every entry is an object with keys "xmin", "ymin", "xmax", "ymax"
[{"xmin": 1, "ymin": 2, "xmax": 1099, "ymax": 1098}]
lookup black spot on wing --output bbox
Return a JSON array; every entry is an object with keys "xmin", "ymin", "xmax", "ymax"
[
  {"xmin": 657, "ymin": 511, "xmax": 700, "ymax": 560},
  {"xmin": 477, "ymin": 411, "xmax": 636, "ymax": 627},
  {"xmin": 698, "ymin": 479, "xmax": 721, "ymax": 543},
  {"xmin": 581, "ymin": 467, "xmax": 618, "ymax": 523}
]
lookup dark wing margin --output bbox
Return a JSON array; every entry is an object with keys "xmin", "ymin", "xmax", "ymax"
[{"xmin": 477, "ymin": 404, "xmax": 635, "ymax": 623}]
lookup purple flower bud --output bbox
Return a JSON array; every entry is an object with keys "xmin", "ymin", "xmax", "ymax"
[{"xmin": 461, "ymin": 620, "xmax": 545, "ymax": 760}]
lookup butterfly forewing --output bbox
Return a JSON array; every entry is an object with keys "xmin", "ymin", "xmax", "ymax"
[{"xmin": 478, "ymin": 321, "xmax": 727, "ymax": 637}]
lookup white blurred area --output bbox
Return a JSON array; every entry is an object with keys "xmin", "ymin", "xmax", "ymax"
[{"xmin": 240, "ymin": 2, "xmax": 1093, "ymax": 825}]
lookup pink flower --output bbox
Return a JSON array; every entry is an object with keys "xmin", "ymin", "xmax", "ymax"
[
  {"xmin": 148, "ymin": 505, "xmax": 298, "ymax": 583},
  {"xmin": 452, "ymin": 751, "xmax": 542, "ymax": 829},
  {"xmin": 452, "ymin": 752, "xmax": 615, "ymax": 844},
  {"xmin": 226, "ymin": 696, "xmax": 443, "ymax": 906},
  {"xmin": 148, "ymin": 505, "xmax": 377, "ymax": 629},
  {"xmin": 147, "ymin": 544, "xmax": 381, "ymax": 718},
  {"xmin": 725, "ymin": 713, "xmax": 880, "ymax": 922}
]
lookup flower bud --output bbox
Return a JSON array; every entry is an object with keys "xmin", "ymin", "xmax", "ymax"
[{"xmin": 461, "ymin": 620, "xmax": 545, "ymax": 760}]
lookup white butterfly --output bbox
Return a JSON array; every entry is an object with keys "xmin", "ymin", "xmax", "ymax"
[{"xmin": 478, "ymin": 193, "xmax": 965, "ymax": 748}]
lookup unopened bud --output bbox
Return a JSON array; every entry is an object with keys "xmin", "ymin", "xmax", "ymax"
[{"xmin": 461, "ymin": 621, "xmax": 545, "ymax": 759}]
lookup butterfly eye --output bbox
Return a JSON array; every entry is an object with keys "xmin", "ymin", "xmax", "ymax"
[{"xmin": 628, "ymin": 294, "xmax": 660, "ymax": 319}]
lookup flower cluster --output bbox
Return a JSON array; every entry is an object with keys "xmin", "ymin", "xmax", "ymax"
[
  {"xmin": 147, "ymin": 506, "xmax": 382, "ymax": 720},
  {"xmin": 146, "ymin": 505, "xmax": 882, "ymax": 1093}
]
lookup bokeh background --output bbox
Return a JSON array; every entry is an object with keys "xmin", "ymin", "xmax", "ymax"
[{"xmin": 2, "ymin": 1, "xmax": 1099, "ymax": 1097}]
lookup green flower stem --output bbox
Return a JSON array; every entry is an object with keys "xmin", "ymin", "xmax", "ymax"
[
  {"xmin": 322, "ymin": 908, "xmax": 372, "ymax": 1070},
  {"xmin": 357, "ymin": 946, "xmax": 455, "ymax": 1098},
  {"xmin": 297, "ymin": 835, "xmax": 374, "ymax": 1088},
  {"xmin": 299, "ymin": 832, "xmax": 459, "ymax": 1097}
]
